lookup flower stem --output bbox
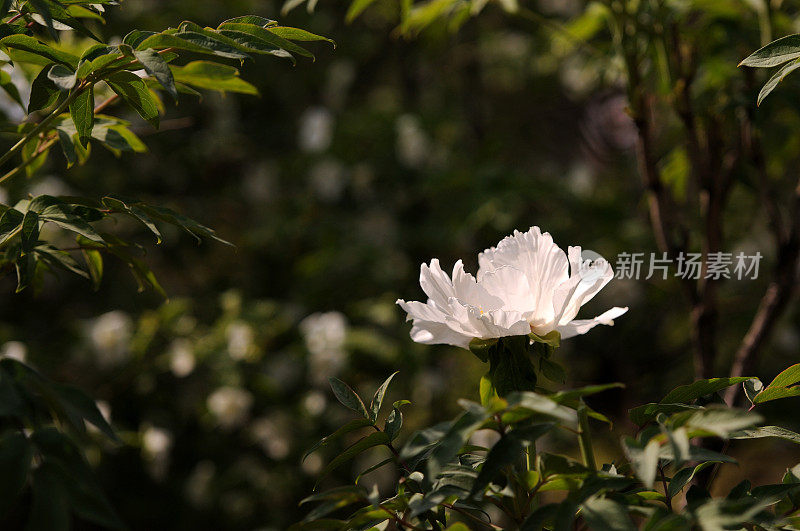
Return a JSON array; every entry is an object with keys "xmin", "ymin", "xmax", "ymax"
[{"xmin": 577, "ymin": 400, "xmax": 596, "ymax": 471}]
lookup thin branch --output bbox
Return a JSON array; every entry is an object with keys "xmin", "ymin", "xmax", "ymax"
[
  {"xmin": 0, "ymin": 135, "xmax": 58, "ymax": 186},
  {"xmin": 725, "ymin": 176, "xmax": 800, "ymax": 404},
  {"xmin": 93, "ymin": 94, "xmax": 120, "ymax": 115},
  {"xmin": 0, "ymin": 80, "xmax": 90, "ymax": 169}
]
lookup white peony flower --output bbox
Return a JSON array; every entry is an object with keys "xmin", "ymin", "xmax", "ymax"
[{"xmin": 397, "ymin": 226, "xmax": 628, "ymax": 348}]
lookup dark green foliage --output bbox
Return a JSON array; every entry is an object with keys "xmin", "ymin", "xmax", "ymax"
[{"xmin": 302, "ymin": 361, "xmax": 800, "ymax": 529}]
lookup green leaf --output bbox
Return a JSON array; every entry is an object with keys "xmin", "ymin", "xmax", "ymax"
[
  {"xmin": 136, "ymin": 204, "xmax": 230, "ymax": 245},
  {"xmin": 668, "ymin": 462, "xmax": 716, "ymax": 498},
  {"xmin": 757, "ymin": 58, "xmax": 800, "ymax": 105},
  {"xmin": 169, "ymin": 29, "xmax": 250, "ymax": 60},
  {"xmin": 753, "ymin": 386, "xmax": 800, "ymax": 404},
  {"xmin": 28, "ymin": 67, "xmax": 61, "ymax": 113},
  {"xmin": 384, "ymin": 402, "xmax": 407, "ymax": 442},
  {"xmin": 35, "ymin": 244, "xmax": 89, "ymax": 279},
  {"xmin": 69, "ymin": 87, "xmax": 94, "ymax": 147},
  {"xmin": 488, "ymin": 336, "xmax": 537, "ymax": 397},
  {"xmin": 31, "ymin": 430, "xmax": 124, "ymax": 530},
  {"xmin": 221, "ymin": 15, "xmax": 278, "ymax": 27},
  {"xmin": 684, "ymin": 408, "xmax": 762, "ymax": 438},
  {"xmin": 54, "ymin": 384, "xmax": 118, "ymax": 441},
  {"xmin": 505, "ymin": 392, "xmax": 577, "ymax": 424},
  {"xmin": 133, "ymin": 48, "xmax": 178, "ymax": 101},
  {"xmin": 302, "ymin": 418, "xmax": 374, "ymax": 462},
  {"xmin": 105, "ymin": 71, "xmax": 160, "ymax": 128},
  {"xmin": 0, "ymin": 70, "xmax": 23, "ymax": 108},
  {"xmin": 26, "ymin": 462, "xmax": 70, "ymax": 531},
  {"xmin": 529, "ymin": 330, "xmax": 561, "ymax": 347},
  {"xmin": 369, "ymin": 371, "xmax": 398, "ymax": 422},
  {"xmin": 424, "ymin": 402, "xmax": 491, "ymax": 486},
  {"xmin": 267, "ymin": 26, "xmax": 334, "ymax": 46},
  {"xmin": 101, "ymin": 196, "xmax": 161, "ymax": 242},
  {"xmin": 550, "ymin": 383, "xmax": 625, "ymax": 404},
  {"xmin": 539, "ymin": 357, "xmax": 566, "ymax": 384},
  {"xmin": 346, "ymin": 0, "xmax": 380, "ymax": 22},
  {"xmin": 170, "ymin": 61, "xmax": 258, "ymax": 95},
  {"xmin": 217, "ymin": 22, "xmax": 313, "ymax": 59},
  {"xmin": 355, "ymin": 458, "xmax": 394, "ymax": 484},
  {"xmin": 0, "ymin": 0, "xmax": 12, "ymax": 18},
  {"xmin": 0, "ymin": 35, "xmax": 79, "ymax": 67},
  {"xmin": 766, "ymin": 363, "xmax": 800, "ymax": 389},
  {"xmin": 659, "ymin": 445, "xmax": 737, "ymax": 464},
  {"xmin": 47, "ymin": 64, "xmax": 77, "ymax": 91},
  {"xmin": 629, "ymin": 403, "xmax": 702, "ymax": 427},
  {"xmin": 56, "ymin": 129, "xmax": 77, "ymax": 167},
  {"xmin": 0, "ymin": 431, "xmax": 33, "ymax": 516},
  {"xmin": 21, "ymin": 210, "xmax": 40, "ymax": 250},
  {"xmin": 740, "ymin": 34, "xmax": 800, "ymax": 68},
  {"xmin": 660, "ymin": 377, "xmax": 752, "ymax": 404},
  {"xmin": 82, "ymin": 248, "xmax": 103, "ymax": 290},
  {"xmin": 624, "ymin": 437, "xmax": 660, "ymax": 489},
  {"xmin": 315, "ymin": 431, "xmax": 389, "ymax": 489},
  {"xmin": 732, "ymin": 426, "xmax": 800, "ymax": 445},
  {"xmin": 328, "ymin": 377, "xmax": 370, "ymax": 419},
  {"xmin": 93, "ymin": 125, "xmax": 147, "ymax": 153},
  {"xmin": 37, "ymin": 202, "xmax": 103, "ymax": 243},
  {"xmin": 468, "ymin": 337, "xmax": 495, "ymax": 363},
  {"xmin": 743, "ymin": 378, "xmax": 763, "ymax": 405},
  {"xmin": 471, "ymin": 423, "xmax": 553, "ymax": 494},
  {"xmin": 581, "ymin": 497, "xmax": 636, "ymax": 531},
  {"xmin": 0, "ymin": 208, "xmax": 23, "ymax": 246}
]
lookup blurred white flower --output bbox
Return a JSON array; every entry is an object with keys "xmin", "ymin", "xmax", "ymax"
[
  {"xmin": 301, "ymin": 453, "xmax": 323, "ymax": 475},
  {"xmin": 309, "ymin": 159, "xmax": 347, "ymax": 202},
  {"xmin": 396, "ymin": 114, "xmax": 429, "ymax": 168},
  {"xmin": 142, "ymin": 425, "xmax": 172, "ymax": 480},
  {"xmin": 142, "ymin": 426, "xmax": 172, "ymax": 458},
  {"xmin": 168, "ymin": 338, "xmax": 195, "ymax": 377},
  {"xmin": 87, "ymin": 311, "xmax": 133, "ymax": 367},
  {"xmin": 0, "ymin": 341, "xmax": 27, "ymax": 362},
  {"xmin": 298, "ymin": 106, "xmax": 333, "ymax": 153},
  {"xmin": 207, "ymin": 386, "xmax": 254, "ymax": 429},
  {"xmin": 186, "ymin": 460, "xmax": 216, "ymax": 506},
  {"xmin": 299, "ymin": 312, "xmax": 348, "ymax": 383},
  {"xmin": 226, "ymin": 321, "xmax": 254, "ymax": 361},
  {"xmin": 397, "ymin": 226, "xmax": 627, "ymax": 348},
  {"xmin": 29, "ymin": 175, "xmax": 71, "ymax": 197},
  {"xmin": 250, "ymin": 417, "xmax": 291, "ymax": 460},
  {"xmin": 302, "ymin": 390, "xmax": 327, "ymax": 416}
]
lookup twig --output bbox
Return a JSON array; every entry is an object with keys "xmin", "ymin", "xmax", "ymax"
[
  {"xmin": 93, "ymin": 94, "xmax": 120, "ymax": 114},
  {"xmin": 725, "ymin": 178, "xmax": 800, "ymax": 404}
]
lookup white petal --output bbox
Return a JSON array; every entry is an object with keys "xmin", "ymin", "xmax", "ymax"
[
  {"xmin": 451, "ymin": 260, "xmax": 503, "ymax": 311},
  {"xmin": 409, "ymin": 321, "xmax": 472, "ymax": 349},
  {"xmin": 477, "ymin": 226, "xmax": 569, "ymax": 326},
  {"xmin": 557, "ymin": 307, "xmax": 629, "ymax": 339},
  {"xmin": 478, "ymin": 266, "xmax": 536, "ymax": 313},
  {"xmin": 553, "ymin": 247, "xmax": 614, "ymax": 325},
  {"xmin": 419, "ymin": 258, "xmax": 456, "ymax": 309},
  {"xmin": 396, "ymin": 299, "xmax": 446, "ymax": 323}
]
